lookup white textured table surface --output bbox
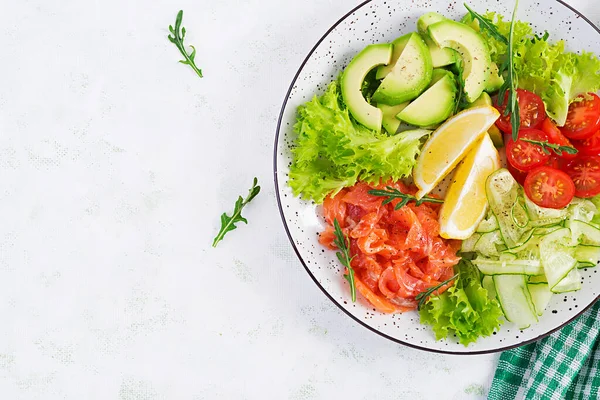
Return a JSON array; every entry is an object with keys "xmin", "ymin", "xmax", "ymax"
[{"xmin": 0, "ymin": 1, "xmax": 597, "ymax": 399}]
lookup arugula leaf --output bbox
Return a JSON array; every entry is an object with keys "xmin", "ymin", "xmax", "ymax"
[
  {"xmin": 520, "ymin": 139, "xmax": 578, "ymax": 156},
  {"xmin": 464, "ymin": 4, "xmax": 508, "ymax": 45},
  {"xmin": 454, "ymin": 58, "xmax": 467, "ymax": 114},
  {"xmin": 212, "ymin": 178, "xmax": 261, "ymax": 247},
  {"xmin": 464, "ymin": 10, "xmax": 532, "ymax": 68},
  {"xmin": 415, "ymin": 273, "xmax": 459, "ymax": 310},
  {"xmin": 367, "ymin": 186, "xmax": 443, "ymax": 210},
  {"xmin": 333, "ymin": 219, "xmax": 356, "ymax": 302},
  {"xmin": 420, "ymin": 260, "xmax": 504, "ymax": 346},
  {"xmin": 168, "ymin": 10, "xmax": 203, "ymax": 78}
]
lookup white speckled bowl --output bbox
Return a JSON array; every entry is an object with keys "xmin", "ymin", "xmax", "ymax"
[{"xmin": 274, "ymin": 0, "xmax": 600, "ymax": 354}]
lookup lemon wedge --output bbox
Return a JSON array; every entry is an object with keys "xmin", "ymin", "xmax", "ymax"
[
  {"xmin": 439, "ymin": 133, "xmax": 501, "ymax": 240},
  {"xmin": 413, "ymin": 105, "xmax": 500, "ymax": 198}
]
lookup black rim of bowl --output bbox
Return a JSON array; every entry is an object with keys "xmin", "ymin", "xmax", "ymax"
[{"xmin": 273, "ymin": 0, "xmax": 600, "ymax": 355}]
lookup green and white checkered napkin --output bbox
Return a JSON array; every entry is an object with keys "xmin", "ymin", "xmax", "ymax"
[{"xmin": 488, "ymin": 300, "xmax": 600, "ymax": 400}]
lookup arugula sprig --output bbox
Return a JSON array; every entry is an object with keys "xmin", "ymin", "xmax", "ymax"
[
  {"xmin": 333, "ymin": 219, "xmax": 356, "ymax": 302},
  {"xmin": 454, "ymin": 58, "xmax": 467, "ymax": 114},
  {"xmin": 368, "ymin": 187, "xmax": 444, "ymax": 210},
  {"xmin": 168, "ymin": 10, "xmax": 204, "ymax": 78},
  {"xmin": 520, "ymin": 139, "xmax": 578, "ymax": 156},
  {"xmin": 212, "ymin": 178, "xmax": 261, "ymax": 247},
  {"xmin": 415, "ymin": 273, "xmax": 459, "ymax": 310},
  {"xmin": 497, "ymin": 0, "xmax": 521, "ymax": 141},
  {"xmin": 464, "ymin": 4, "xmax": 508, "ymax": 45}
]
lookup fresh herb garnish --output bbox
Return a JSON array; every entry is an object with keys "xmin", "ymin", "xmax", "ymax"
[
  {"xmin": 464, "ymin": 4, "xmax": 508, "ymax": 45},
  {"xmin": 497, "ymin": 0, "xmax": 521, "ymax": 141},
  {"xmin": 333, "ymin": 218, "xmax": 356, "ymax": 302},
  {"xmin": 212, "ymin": 178, "xmax": 261, "ymax": 247},
  {"xmin": 415, "ymin": 273, "xmax": 459, "ymax": 310},
  {"xmin": 520, "ymin": 139, "xmax": 578, "ymax": 156},
  {"xmin": 454, "ymin": 59, "xmax": 467, "ymax": 114},
  {"xmin": 368, "ymin": 187, "xmax": 444, "ymax": 210},
  {"xmin": 168, "ymin": 10, "xmax": 203, "ymax": 78}
]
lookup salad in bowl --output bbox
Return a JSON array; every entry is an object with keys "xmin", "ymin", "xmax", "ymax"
[{"xmin": 275, "ymin": 0, "xmax": 600, "ymax": 352}]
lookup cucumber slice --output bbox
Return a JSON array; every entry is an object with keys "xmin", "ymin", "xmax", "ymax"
[
  {"xmin": 486, "ymin": 169, "xmax": 529, "ymax": 248},
  {"xmin": 503, "ymin": 229, "xmax": 536, "ymax": 255},
  {"xmin": 476, "ymin": 213, "xmax": 499, "ymax": 233},
  {"xmin": 567, "ymin": 198, "xmax": 596, "ymax": 224},
  {"xmin": 528, "ymin": 275, "xmax": 548, "ymax": 284},
  {"xmin": 482, "ymin": 275, "xmax": 497, "ymax": 300},
  {"xmin": 532, "ymin": 225, "xmax": 563, "ymax": 236},
  {"xmin": 523, "ymin": 194, "xmax": 568, "ymax": 221},
  {"xmin": 574, "ymin": 245, "xmax": 600, "ymax": 267},
  {"xmin": 578, "ymin": 262, "xmax": 596, "ymax": 269},
  {"xmin": 494, "ymin": 275, "xmax": 538, "ymax": 329},
  {"xmin": 511, "ymin": 200, "xmax": 529, "ymax": 229},
  {"xmin": 528, "ymin": 218, "xmax": 565, "ymax": 228},
  {"xmin": 473, "ymin": 258, "xmax": 544, "ymax": 275},
  {"xmin": 552, "ymin": 268, "xmax": 582, "ymax": 293},
  {"xmin": 539, "ymin": 228, "xmax": 578, "ymax": 292},
  {"xmin": 499, "ymin": 252, "xmax": 517, "ymax": 261},
  {"xmin": 567, "ymin": 220, "xmax": 600, "ymax": 245},
  {"xmin": 474, "ymin": 231, "xmax": 503, "ymax": 258},
  {"xmin": 528, "ymin": 283, "xmax": 553, "ymax": 316},
  {"xmin": 461, "ymin": 233, "xmax": 481, "ymax": 253},
  {"xmin": 542, "ymin": 226, "xmax": 574, "ymax": 243}
]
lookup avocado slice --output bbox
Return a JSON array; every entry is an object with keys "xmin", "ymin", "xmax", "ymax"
[
  {"xmin": 427, "ymin": 38, "xmax": 458, "ymax": 68},
  {"xmin": 378, "ymin": 102, "xmax": 409, "ymax": 134},
  {"xmin": 372, "ymin": 33, "xmax": 433, "ymax": 106},
  {"xmin": 428, "ymin": 20, "xmax": 491, "ymax": 103},
  {"xmin": 466, "ymin": 92, "xmax": 504, "ymax": 148},
  {"xmin": 461, "ymin": 12, "xmax": 504, "ymax": 92},
  {"xmin": 417, "ymin": 12, "xmax": 446, "ymax": 34},
  {"xmin": 430, "ymin": 68, "xmax": 452, "ymax": 85},
  {"xmin": 341, "ymin": 44, "xmax": 393, "ymax": 130},
  {"xmin": 485, "ymin": 62, "xmax": 505, "ymax": 93},
  {"xmin": 468, "ymin": 91, "xmax": 493, "ymax": 108},
  {"xmin": 376, "ymin": 34, "xmax": 411, "ymax": 80},
  {"xmin": 417, "ymin": 12, "xmax": 458, "ymax": 68},
  {"xmin": 397, "ymin": 69, "xmax": 458, "ymax": 127}
]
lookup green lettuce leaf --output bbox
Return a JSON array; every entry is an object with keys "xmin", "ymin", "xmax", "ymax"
[
  {"xmin": 568, "ymin": 52, "xmax": 600, "ymax": 100},
  {"xmin": 514, "ymin": 38, "xmax": 564, "ymax": 95},
  {"xmin": 420, "ymin": 260, "xmax": 504, "ymax": 346},
  {"xmin": 588, "ymin": 195, "xmax": 600, "ymax": 226},
  {"xmin": 541, "ymin": 52, "xmax": 600, "ymax": 125},
  {"xmin": 289, "ymin": 80, "xmax": 428, "ymax": 203}
]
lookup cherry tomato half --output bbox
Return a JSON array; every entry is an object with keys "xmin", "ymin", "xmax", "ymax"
[
  {"xmin": 573, "ymin": 130, "xmax": 600, "ymax": 156},
  {"xmin": 524, "ymin": 166, "xmax": 575, "ymax": 209},
  {"xmin": 496, "ymin": 89, "xmax": 546, "ymax": 134},
  {"xmin": 540, "ymin": 118, "xmax": 578, "ymax": 161},
  {"xmin": 506, "ymin": 129, "xmax": 551, "ymax": 172},
  {"xmin": 503, "ymin": 133, "xmax": 527, "ymax": 185},
  {"xmin": 560, "ymin": 93, "xmax": 600, "ymax": 140},
  {"xmin": 564, "ymin": 155, "xmax": 600, "ymax": 198},
  {"xmin": 545, "ymin": 155, "xmax": 565, "ymax": 170}
]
